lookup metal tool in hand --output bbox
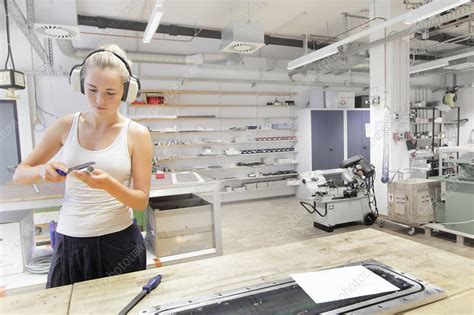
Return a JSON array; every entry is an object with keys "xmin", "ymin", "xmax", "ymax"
[
  {"xmin": 119, "ymin": 274, "xmax": 163, "ymax": 315},
  {"xmin": 55, "ymin": 161, "xmax": 96, "ymax": 176}
]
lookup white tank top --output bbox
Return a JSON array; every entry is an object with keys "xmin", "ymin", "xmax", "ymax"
[{"xmin": 56, "ymin": 112, "xmax": 133, "ymax": 237}]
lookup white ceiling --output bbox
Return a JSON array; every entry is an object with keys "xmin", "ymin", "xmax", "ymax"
[
  {"xmin": 75, "ymin": 0, "xmax": 372, "ymax": 39},
  {"xmin": 72, "ymin": 0, "xmax": 470, "ymax": 61}
]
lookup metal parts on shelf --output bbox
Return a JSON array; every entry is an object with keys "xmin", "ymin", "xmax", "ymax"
[{"xmin": 240, "ymin": 147, "xmax": 295, "ymax": 154}]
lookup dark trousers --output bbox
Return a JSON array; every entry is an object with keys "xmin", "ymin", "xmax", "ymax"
[{"xmin": 46, "ymin": 223, "xmax": 146, "ymax": 288}]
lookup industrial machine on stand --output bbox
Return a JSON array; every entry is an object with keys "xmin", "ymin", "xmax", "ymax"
[
  {"xmin": 299, "ymin": 155, "xmax": 379, "ymax": 232},
  {"xmin": 430, "ymin": 145, "xmax": 474, "ymax": 235}
]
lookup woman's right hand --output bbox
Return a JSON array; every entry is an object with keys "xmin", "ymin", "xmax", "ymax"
[{"xmin": 39, "ymin": 162, "xmax": 69, "ymax": 183}]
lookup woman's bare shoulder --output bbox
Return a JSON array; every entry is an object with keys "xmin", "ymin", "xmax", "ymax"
[
  {"xmin": 128, "ymin": 120, "xmax": 150, "ymax": 138},
  {"xmin": 50, "ymin": 114, "xmax": 75, "ymax": 143}
]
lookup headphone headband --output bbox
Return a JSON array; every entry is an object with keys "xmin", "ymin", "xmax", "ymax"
[{"xmin": 83, "ymin": 49, "xmax": 133, "ymax": 77}]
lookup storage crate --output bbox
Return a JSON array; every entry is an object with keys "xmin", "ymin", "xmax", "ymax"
[
  {"xmin": 244, "ymin": 183, "xmax": 257, "ymax": 190},
  {"xmin": 145, "ymin": 194, "xmax": 214, "ymax": 257},
  {"xmin": 388, "ymin": 179, "xmax": 441, "ymax": 226},
  {"xmin": 257, "ymin": 182, "xmax": 268, "ymax": 189},
  {"xmin": 267, "ymin": 180, "xmax": 287, "ymax": 188}
]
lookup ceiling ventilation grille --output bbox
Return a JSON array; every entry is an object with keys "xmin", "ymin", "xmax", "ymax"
[
  {"xmin": 220, "ymin": 23, "xmax": 265, "ymax": 54},
  {"xmin": 33, "ymin": 24, "xmax": 80, "ymax": 39}
]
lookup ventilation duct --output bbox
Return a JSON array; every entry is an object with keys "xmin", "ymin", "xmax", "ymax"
[
  {"xmin": 220, "ymin": 22, "xmax": 265, "ymax": 54},
  {"xmin": 33, "ymin": 0, "xmax": 80, "ymax": 39},
  {"xmin": 56, "ymin": 39, "xmax": 204, "ymax": 65}
]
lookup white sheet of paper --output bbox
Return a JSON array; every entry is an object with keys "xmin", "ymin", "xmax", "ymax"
[{"xmin": 291, "ymin": 266, "xmax": 400, "ymax": 304}]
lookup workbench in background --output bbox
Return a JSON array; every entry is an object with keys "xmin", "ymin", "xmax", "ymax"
[
  {"xmin": 1, "ymin": 229, "xmax": 473, "ymax": 314},
  {"xmin": 0, "ymin": 174, "xmax": 222, "ymax": 295}
]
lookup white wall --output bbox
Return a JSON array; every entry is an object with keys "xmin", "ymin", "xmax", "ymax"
[{"xmin": 1, "ymin": 3, "xmax": 372, "ymax": 156}]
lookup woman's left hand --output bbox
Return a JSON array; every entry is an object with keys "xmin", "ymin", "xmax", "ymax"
[{"xmin": 71, "ymin": 168, "xmax": 113, "ymax": 190}]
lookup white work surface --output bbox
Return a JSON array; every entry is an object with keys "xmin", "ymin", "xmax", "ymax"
[{"xmin": 0, "ymin": 173, "xmax": 222, "ymax": 295}]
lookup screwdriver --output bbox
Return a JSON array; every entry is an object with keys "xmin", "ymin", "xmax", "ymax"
[
  {"xmin": 118, "ymin": 274, "xmax": 163, "ymax": 315},
  {"xmin": 55, "ymin": 161, "xmax": 96, "ymax": 176}
]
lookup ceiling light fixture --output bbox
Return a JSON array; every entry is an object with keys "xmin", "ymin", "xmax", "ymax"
[
  {"xmin": 403, "ymin": 0, "xmax": 470, "ymax": 25},
  {"xmin": 143, "ymin": 0, "xmax": 164, "ymax": 43},
  {"xmin": 443, "ymin": 62, "xmax": 474, "ymax": 71},
  {"xmin": 409, "ymin": 51, "xmax": 474, "ymax": 74},
  {"xmin": 287, "ymin": 0, "xmax": 469, "ymax": 70},
  {"xmin": 409, "ymin": 60, "xmax": 449, "ymax": 74}
]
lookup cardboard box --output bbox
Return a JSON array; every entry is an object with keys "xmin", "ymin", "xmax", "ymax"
[
  {"xmin": 146, "ymin": 194, "xmax": 214, "ymax": 257},
  {"xmin": 0, "ymin": 210, "xmax": 34, "ymax": 276},
  {"xmin": 325, "ymin": 91, "xmax": 355, "ymax": 108},
  {"xmin": 275, "ymin": 158, "xmax": 292, "ymax": 164},
  {"xmin": 388, "ymin": 179, "xmax": 441, "ymax": 226}
]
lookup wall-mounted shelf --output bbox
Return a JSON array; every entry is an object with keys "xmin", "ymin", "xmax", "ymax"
[
  {"xmin": 149, "ymin": 128, "xmax": 297, "ymax": 134},
  {"xmin": 154, "ymin": 140, "xmax": 298, "ymax": 147},
  {"xmin": 138, "ymin": 89, "xmax": 296, "ymax": 96},
  {"xmin": 182, "ymin": 162, "xmax": 299, "ymax": 172},
  {"xmin": 156, "ymin": 151, "xmax": 298, "ymax": 161},
  {"xmin": 129, "ymin": 104, "xmax": 296, "ymax": 108},
  {"xmin": 128, "ymin": 89, "xmax": 299, "ymax": 203},
  {"xmin": 222, "ymin": 173, "xmax": 298, "ymax": 182},
  {"xmin": 415, "ymin": 137, "xmax": 457, "ymax": 141},
  {"xmin": 132, "ymin": 116, "xmax": 296, "ymax": 121}
]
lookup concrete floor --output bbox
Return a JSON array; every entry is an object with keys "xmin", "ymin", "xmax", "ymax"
[{"xmin": 221, "ymin": 196, "xmax": 474, "ymax": 260}]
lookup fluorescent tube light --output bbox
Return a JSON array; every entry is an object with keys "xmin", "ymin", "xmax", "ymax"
[
  {"xmin": 409, "ymin": 60, "xmax": 449, "ymax": 74},
  {"xmin": 444, "ymin": 63, "xmax": 474, "ymax": 71},
  {"xmin": 143, "ymin": 2, "xmax": 163, "ymax": 43},
  {"xmin": 404, "ymin": 0, "xmax": 470, "ymax": 25},
  {"xmin": 287, "ymin": 46, "xmax": 340, "ymax": 70},
  {"xmin": 410, "ymin": 51, "xmax": 474, "ymax": 74}
]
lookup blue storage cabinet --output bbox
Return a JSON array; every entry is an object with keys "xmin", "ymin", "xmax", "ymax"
[
  {"xmin": 310, "ymin": 109, "xmax": 370, "ymax": 170},
  {"xmin": 311, "ymin": 110, "xmax": 344, "ymax": 170},
  {"xmin": 347, "ymin": 110, "xmax": 371, "ymax": 162}
]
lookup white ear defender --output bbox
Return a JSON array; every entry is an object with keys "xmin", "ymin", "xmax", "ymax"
[{"xmin": 69, "ymin": 49, "xmax": 141, "ymax": 103}]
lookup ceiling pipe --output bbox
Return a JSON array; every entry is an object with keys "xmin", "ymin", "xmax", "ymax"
[
  {"xmin": 77, "ymin": 15, "xmax": 332, "ymax": 50},
  {"xmin": 55, "ymin": 39, "xmax": 296, "ymax": 72},
  {"xmin": 56, "ymin": 39, "xmax": 204, "ymax": 65},
  {"xmin": 289, "ymin": 5, "xmax": 473, "ymax": 77}
]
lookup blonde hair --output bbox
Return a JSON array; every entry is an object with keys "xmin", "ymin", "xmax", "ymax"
[{"xmin": 81, "ymin": 44, "xmax": 132, "ymax": 83}]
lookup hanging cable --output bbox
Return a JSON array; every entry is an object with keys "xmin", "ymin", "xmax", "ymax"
[
  {"xmin": 30, "ymin": 44, "xmax": 57, "ymax": 131},
  {"xmin": 3, "ymin": 0, "xmax": 16, "ymax": 70}
]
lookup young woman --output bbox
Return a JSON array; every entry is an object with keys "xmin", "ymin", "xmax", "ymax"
[{"xmin": 13, "ymin": 45, "xmax": 152, "ymax": 288}]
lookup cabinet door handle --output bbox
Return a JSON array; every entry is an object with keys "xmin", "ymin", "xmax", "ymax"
[{"xmin": 329, "ymin": 147, "xmax": 334, "ymax": 152}]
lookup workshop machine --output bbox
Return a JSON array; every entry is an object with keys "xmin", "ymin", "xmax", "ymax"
[
  {"xmin": 299, "ymin": 155, "xmax": 378, "ymax": 232},
  {"xmin": 432, "ymin": 152, "xmax": 474, "ymax": 235}
]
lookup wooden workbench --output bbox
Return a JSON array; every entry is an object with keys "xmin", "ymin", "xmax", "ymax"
[{"xmin": 1, "ymin": 229, "xmax": 473, "ymax": 314}]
